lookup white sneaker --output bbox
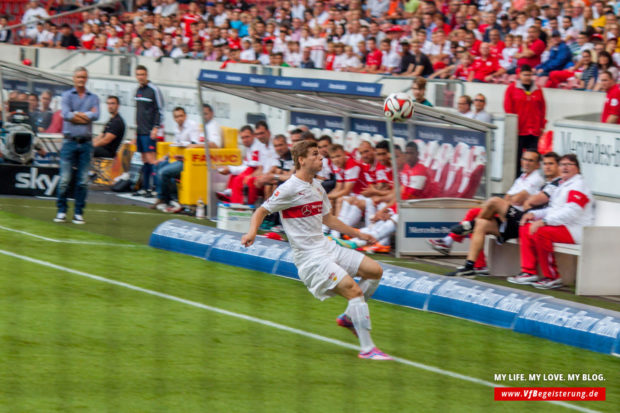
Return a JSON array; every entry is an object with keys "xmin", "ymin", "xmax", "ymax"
[
  {"xmin": 53, "ymin": 212, "xmax": 66, "ymax": 223},
  {"xmin": 156, "ymin": 203, "xmax": 169, "ymax": 212},
  {"xmin": 72, "ymin": 214, "xmax": 85, "ymax": 224},
  {"xmin": 507, "ymin": 272, "xmax": 540, "ymax": 285}
]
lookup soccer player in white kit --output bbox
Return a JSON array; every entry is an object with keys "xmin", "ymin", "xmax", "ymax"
[{"xmin": 241, "ymin": 141, "xmax": 393, "ymax": 360}]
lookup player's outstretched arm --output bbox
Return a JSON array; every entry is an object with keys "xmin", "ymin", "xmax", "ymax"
[
  {"xmin": 241, "ymin": 206, "xmax": 271, "ymax": 247},
  {"xmin": 323, "ymin": 214, "xmax": 377, "ymax": 245}
]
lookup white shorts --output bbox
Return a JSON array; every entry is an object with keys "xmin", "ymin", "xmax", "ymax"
[{"xmin": 295, "ymin": 240, "xmax": 365, "ymax": 301}]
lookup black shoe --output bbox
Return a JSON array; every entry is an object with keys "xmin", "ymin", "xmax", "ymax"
[
  {"xmin": 144, "ymin": 189, "xmax": 154, "ymax": 198},
  {"xmin": 446, "ymin": 265, "xmax": 476, "ymax": 278},
  {"xmin": 132, "ymin": 189, "xmax": 147, "ymax": 197},
  {"xmin": 450, "ymin": 220, "xmax": 475, "ymax": 236}
]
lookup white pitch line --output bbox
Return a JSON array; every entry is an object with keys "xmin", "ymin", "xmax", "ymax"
[
  {"xmin": 0, "ymin": 204, "xmax": 163, "ymax": 216},
  {"xmin": 0, "ymin": 225, "xmax": 143, "ymax": 247},
  {"xmin": 0, "ymin": 248, "xmax": 601, "ymax": 413}
]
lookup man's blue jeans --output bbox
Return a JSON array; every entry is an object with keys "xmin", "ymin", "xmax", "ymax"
[
  {"xmin": 156, "ymin": 159, "xmax": 183, "ymax": 203},
  {"xmin": 56, "ymin": 139, "xmax": 93, "ymax": 215}
]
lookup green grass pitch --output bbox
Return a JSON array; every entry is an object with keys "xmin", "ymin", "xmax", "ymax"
[{"xmin": 0, "ymin": 200, "xmax": 618, "ymax": 412}]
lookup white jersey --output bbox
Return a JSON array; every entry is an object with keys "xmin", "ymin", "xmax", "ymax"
[
  {"xmin": 531, "ymin": 174, "xmax": 594, "ymax": 244},
  {"xmin": 229, "ymin": 138, "xmax": 263, "ymax": 175},
  {"xmin": 262, "ymin": 175, "xmax": 331, "ymax": 260},
  {"xmin": 507, "ymin": 170, "xmax": 544, "ymax": 210}
]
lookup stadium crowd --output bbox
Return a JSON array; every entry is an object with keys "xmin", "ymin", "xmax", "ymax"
[{"xmin": 3, "ymin": 0, "xmax": 620, "ymax": 90}]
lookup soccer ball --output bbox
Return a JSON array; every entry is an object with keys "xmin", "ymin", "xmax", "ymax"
[{"xmin": 383, "ymin": 92, "xmax": 414, "ymax": 121}]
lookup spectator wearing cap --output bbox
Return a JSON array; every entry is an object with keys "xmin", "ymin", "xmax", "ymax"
[
  {"xmin": 515, "ymin": 26, "xmax": 546, "ymax": 69},
  {"xmin": 504, "ymin": 64, "xmax": 546, "ymax": 175},
  {"xmin": 599, "ymin": 70, "xmax": 620, "ymax": 123},
  {"xmin": 535, "ymin": 31, "xmax": 573, "ymax": 76}
]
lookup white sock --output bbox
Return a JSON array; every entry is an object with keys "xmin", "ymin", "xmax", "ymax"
[
  {"xmin": 346, "ymin": 296, "xmax": 375, "ymax": 353},
  {"xmin": 365, "ymin": 198, "xmax": 377, "ymax": 227},
  {"xmin": 359, "ymin": 278, "xmax": 380, "ymax": 301},
  {"xmin": 338, "ymin": 200, "xmax": 352, "ymax": 224},
  {"xmin": 322, "ymin": 224, "xmax": 330, "ymax": 234},
  {"xmin": 349, "ymin": 237, "xmax": 367, "ymax": 247},
  {"xmin": 442, "ymin": 235, "xmax": 454, "ymax": 246},
  {"xmin": 346, "ymin": 205, "xmax": 363, "ymax": 228},
  {"xmin": 374, "ymin": 220, "xmax": 396, "ymax": 244}
]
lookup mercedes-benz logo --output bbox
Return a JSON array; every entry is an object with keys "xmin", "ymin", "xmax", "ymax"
[{"xmin": 301, "ymin": 205, "xmax": 312, "ymax": 216}]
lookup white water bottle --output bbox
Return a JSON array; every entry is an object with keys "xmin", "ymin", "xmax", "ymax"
[{"xmin": 196, "ymin": 199, "xmax": 205, "ymax": 219}]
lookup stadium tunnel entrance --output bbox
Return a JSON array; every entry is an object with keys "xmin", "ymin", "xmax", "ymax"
[{"xmin": 197, "ymin": 69, "xmax": 496, "ymax": 257}]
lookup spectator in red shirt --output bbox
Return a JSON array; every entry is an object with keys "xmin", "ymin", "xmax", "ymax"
[
  {"xmin": 504, "ymin": 65, "xmax": 547, "ymax": 176},
  {"xmin": 468, "ymin": 42, "xmax": 505, "ymax": 82},
  {"xmin": 488, "ymin": 28, "xmax": 505, "ymax": 59},
  {"xmin": 599, "ymin": 71, "xmax": 620, "ymax": 123},
  {"xmin": 515, "ymin": 26, "xmax": 546, "ymax": 69},
  {"xmin": 364, "ymin": 37, "xmax": 383, "ymax": 73}
]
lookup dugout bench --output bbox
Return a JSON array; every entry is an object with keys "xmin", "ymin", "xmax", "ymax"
[{"xmin": 485, "ymin": 199, "xmax": 620, "ymax": 295}]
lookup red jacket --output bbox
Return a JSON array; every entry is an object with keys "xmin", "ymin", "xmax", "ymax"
[{"xmin": 504, "ymin": 81, "xmax": 546, "ymax": 137}]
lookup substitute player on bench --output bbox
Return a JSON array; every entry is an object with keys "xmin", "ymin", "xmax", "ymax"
[{"xmin": 241, "ymin": 140, "xmax": 392, "ymax": 360}]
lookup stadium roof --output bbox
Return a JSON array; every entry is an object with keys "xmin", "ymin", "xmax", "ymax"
[{"xmin": 197, "ymin": 69, "xmax": 495, "ymax": 133}]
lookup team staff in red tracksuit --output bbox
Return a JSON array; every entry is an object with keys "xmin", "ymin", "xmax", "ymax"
[
  {"xmin": 509, "ymin": 154, "xmax": 594, "ymax": 290},
  {"xmin": 503, "ymin": 64, "xmax": 547, "ymax": 177}
]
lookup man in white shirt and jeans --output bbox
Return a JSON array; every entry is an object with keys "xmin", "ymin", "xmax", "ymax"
[
  {"xmin": 154, "ymin": 106, "xmax": 202, "ymax": 212},
  {"xmin": 241, "ymin": 140, "xmax": 392, "ymax": 360}
]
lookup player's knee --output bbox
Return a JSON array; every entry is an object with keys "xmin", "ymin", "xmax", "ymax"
[{"xmin": 361, "ymin": 259, "xmax": 383, "ymax": 279}]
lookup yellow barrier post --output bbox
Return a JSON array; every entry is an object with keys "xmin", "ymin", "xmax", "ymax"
[{"xmin": 178, "ymin": 148, "xmax": 242, "ymax": 206}]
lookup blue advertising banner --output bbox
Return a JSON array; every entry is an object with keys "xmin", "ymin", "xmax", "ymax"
[
  {"xmin": 427, "ymin": 279, "xmax": 541, "ymax": 328},
  {"xmin": 372, "ymin": 264, "xmax": 442, "ymax": 309},
  {"xmin": 350, "ymin": 117, "xmax": 386, "ymax": 136},
  {"xmin": 198, "ymin": 70, "xmax": 382, "ymax": 97},
  {"xmin": 149, "ymin": 219, "xmax": 226, "ymax": 258},
  {"xmin": 290, "ymin": 111, "xmax": 345, "ymax": 130},
  {"xmin": 415, "ymin": 124, "xmax": 485, "ymax": 147},
  {"xmin": 207, "ymin": 233, "xmax": 290, "ymax": 274},
  {"xmin": 513, "ymin": 299, "xmax": 620, "ymax": 354}
]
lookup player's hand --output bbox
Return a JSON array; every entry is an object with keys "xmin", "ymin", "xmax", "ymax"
[
  {"xmin": 217, "ymin": 166, "xmax": 230, "ymax": 175},
  {"xmin": 150, "ymin": 128, "xmax": 158, "ymax": 139},
  {"xmin": 357, "ymin": 231, "xmax": 377, "ymax": 245},
  {"xmin": 241, "ymin": 232, "xmax": 256, "ymax": 248},
  {"xmin": 529, "ymin": 219, "xmax": 545, "ymax": 235},
  {"xmin": 520, "ymin": 212, "xmax": 535, "ymax": 226}
]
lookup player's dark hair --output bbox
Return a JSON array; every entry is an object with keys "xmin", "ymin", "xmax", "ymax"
[
  {"xmin": 107, "ymin": 95, "xmax": 120, "ymax": 104},
  {"xmin": 376, "ymin": 140, "xmax": 390, "ymax": 151},
  {"xmin": 290, "ymin": 128, "xmax": 304, "ymax": 136},
  {"xmin": 136, "ymin": 64, "xmax": 148, "ymax": 73},
  {"xmin": 405, "ymin": 141, "xmax": 418, "ymax": 151},
  {"xmin": 301, "ymin": 131, "xmax": 316, "ymax": 141},
  {"xmin": 559, "ymin": 153, "xmax": 580, "ymax": 172},
  {"xmin": 292, "ymin": 140, "xmax": 318, "ymax": 169},
  {"xmin": 255, "ymin": 120, "xmax": 269, "ymax": 130},
  {"xmin": 542, "ymin": 151, "xmax": 560, "ymax": 163},
  {"xmin": 328, "ymin": 143, "xmax": 345, "ymax": 153},
  {"xmin": 173, "ymin": 106, "xmax": 185, "ymax": 113},
  {"xmin": 240, "ymin": 124, "xmax": 254, "ymax": 133},
  {"xmin": 203, "ymin": 103, "xmax": 213, "ymax": 111},
  {"xmin": 318, "ymin": 135, "xmax": 332, "ymax": 144},
  {"xmin": 524, "ymin": 148, "xmax": 540, "ymax": 162}
]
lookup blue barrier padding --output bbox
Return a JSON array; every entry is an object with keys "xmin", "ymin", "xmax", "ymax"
[
  {"xmin": 207, "ymin": 233, "xmax": 291, "ymax": 274},
  {"xmin": 272, "ymin": 249, "xmax": 300, "ymax": 280},
  {"xmin": 513, "ymin": 299, "xmax": 620, "ymax": 355},
  {"xmin": 149, "ymin": 219, "xmax": 226, "ymax": 258},
  {"xmin": 426, "ymin": 278, "xmax": 543, "ymax": 329},
  {"xmin": 150, "ymin": 221, "xmax": 620, "ymax": 356},
  {"xmin": 371, "ymin": 264, "xmax": 442, "ymax": 310}
]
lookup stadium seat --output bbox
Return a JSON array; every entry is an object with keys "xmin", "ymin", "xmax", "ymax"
[
  {"xmin": 372, "ymin": 134, "xmax": 385, "ymax": 145},
  {"xmin": 321, "ymin": 128, "xmax": 333, "ymax": 138},
  {"xmin": 332, "ymin": 129, "xmax": 345, "ymax": 145},
  {"xmin": 310, "ymin": 127, "xmax": 322, "ymax": 138},
  {"xmin": 287, "ymin": 124, "xmax": 297, "ymax": 133},
  {"xmin": 393, "ymin": 137, "xmax": 406, "ymax": 153},
  {"xmin": 344, "ymin": 131, "xmax": 359, "ymax": 154}
]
